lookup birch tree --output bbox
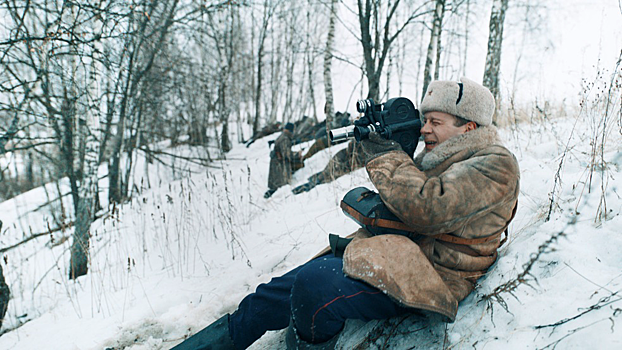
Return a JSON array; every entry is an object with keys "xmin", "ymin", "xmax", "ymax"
[
  {"xmin": 0, "ymin": 0, "xmax": 114, "ymax": 278},
  {"xmin": 108, "ymin": 0, "xmax": 180, "ymax": 204},
  {"xmin": 67, "ymin": 0, "xmax": 115, "ymax": 277},
  {"xmin": 422, "ymin": 0, "xmax": 446, "ymax": 98},
  {"xmin": 305, "ymin": 5, "xmax": 319, "ymax": 123},
  {"xmin": 323, "ymin": 0, "xmax": 339, "ymax": 126},
  {"xmin": 251, "ymin": 1, "xmax": 280, "ymax": 134},
  {"xmin": 483, "ymin": 0, "xmax": 510, "ymax": 124},
  {"xmin": 202, "ymin": 4, "xmax": 245, "ymax": 153},
  {"xmin": 282, "ymin": 3, "xmax": 300, "ymax": 125},
  {"xmin": 69, "ymin": 3, "xmax": 103, "ymax": 279}
]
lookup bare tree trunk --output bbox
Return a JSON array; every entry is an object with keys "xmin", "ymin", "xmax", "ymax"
[
  {"xmin": 25, "ymin": 151, "xmax": 34, "ymax": 188},
  {"xmin": 415, "ymin": 25, "xmax": 425, "ymax": 103},
  {"xmin": 221, "ymin": 121, "xmax": 231, "ymax": 152},
  {"xmin": 358, "ymin": 0, "xmax": 426, "ymax": 102},
  {"xmin": 0, "ymin": 257, "xmax": 8, "ymax": 330},
  {"xmin": 295, "ymin": 59, "xmax": 308, "ymax": 123},
  {"xmin": 385, "ymin": 51, "xmax": 393, "ymax": 99},
  {"xmin": 306, "ymin": 39, "xmax": 318, "ymax": 122},
  {"xmin": 109, "ymin": 0, "xmax": 179, "ymax": 203},
  {"xmin": 70, "ymin": 4, "xmax": 103, "ymax": 279},
  {"xmin": 269, "ymin": 26, "xmax": 283, "ymax": 124},
  {"xmin": 323, "ymin": 0, "xmax": 338, "ymax": 126},
  {"xmin": 422, "ymin": 0, "xmax": 445, "ymax": 98},
  {"xmin": 357, "ymin": 0, "xmax": 380, "ymax": 101},
  {"xmin": 252, "ymin": 38, "xmax": 265, "ymax": 131},
  {"xmin": 58, "ymin": 3, "xmax": 89, "ymax": 278},
  {"xmin": 483, "ymin": 0, "xmax": 509, "ymax": 125},
  {"xmin": 462, "ymin": 0, "xmax": 471, "ymax": 76},
  {"xmin": 109, "ymin": 7, "xmax": 142, "ymax": 204},
  {"xmin": 397, "ymin": 35, "xmax": 405, "ymax": 97},
  {"xmin": 433, "ymin": 11, "xmax": 444, "ymax": 80},
  {"xmin": 219, "ymin": 8, "xmax": 239, "ymax": 153},
  {"xmin": 283, "ymin": 12, "xmax": 296, "ymax": 124},
  {"xmin": 252, "ymin": 2, "xmax": 275, "ymax": 134}
]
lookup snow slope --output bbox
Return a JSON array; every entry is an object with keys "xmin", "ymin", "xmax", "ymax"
[{"xmin": 0, "ymin": 113, "xmax": 621, "ymax": 349}]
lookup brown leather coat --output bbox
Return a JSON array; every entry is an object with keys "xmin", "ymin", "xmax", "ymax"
[{"xmin": 341, "ymin": 126, "xmax": 520, "ymax": 321}]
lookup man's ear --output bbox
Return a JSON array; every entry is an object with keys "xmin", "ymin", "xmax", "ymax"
[{"xmin": 464, "ymin": 121, "xmax": 478, "ymax": 132}]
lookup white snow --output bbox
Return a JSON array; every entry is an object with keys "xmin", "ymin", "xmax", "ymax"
[{"xmin": 0, "ymin": 104, "xmax": 621, "ymax": 349}]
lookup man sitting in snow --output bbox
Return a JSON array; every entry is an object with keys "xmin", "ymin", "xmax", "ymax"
[{"xmin": 172, "ymin": 78, "xmax": 520, "ymax": 350}]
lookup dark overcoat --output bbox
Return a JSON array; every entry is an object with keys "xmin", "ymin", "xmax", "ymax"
[{"xmin": 268, "ymin": 131, "xmax": 295, "ymax": 190}]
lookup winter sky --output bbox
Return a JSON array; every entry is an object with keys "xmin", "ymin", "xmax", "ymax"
[{"xmin": 329, "ymin": 0, "xmax": 622, "ymax": 113}]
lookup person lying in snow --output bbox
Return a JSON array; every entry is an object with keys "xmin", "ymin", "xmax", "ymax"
[
  {"xmin": 292, "ymin": 138, "xmax": 365, "ymax": 195},
  {"xmin": 245, "ymin": 121, "xmax": 282, "ymax": 148},
  {"xmin": 171, "ymin": 77, "xmax": 521, "ymax": 350},
  {"xmin": 299, "ymin": 111, "xmax": 352, "ymax": 162}
]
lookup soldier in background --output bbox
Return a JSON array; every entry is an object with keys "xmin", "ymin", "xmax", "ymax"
[
  {"xmin": 291, "ymin": 116, "xmax": 316, "ymax": 144},
  {"xmin": 264, "ymin": 123, "xmax": 302, "ymax": 199},
  {"xmin": 301, "ymin": 111, "xmax": 351, "ymax": 161},
  {"xmin": 267, "ymin": 116, "xmax": 317, "ymax": 150},
  {"xmin": 292, "ymin": 138, "xmax": 365, "ymax": 194},
  {"xmin": 268, "ymin": 112, "xmax": 351, "ymax": 162},
  {"xmin": 245, "ymin": 121, "xmax": 282, "ymax": 148}
]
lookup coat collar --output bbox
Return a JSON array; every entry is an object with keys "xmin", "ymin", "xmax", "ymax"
[{"xmin": 414, "ymin": 126, "xmax": 502, "ymax": 171}]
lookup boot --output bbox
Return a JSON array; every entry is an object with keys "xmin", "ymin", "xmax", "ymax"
[
  {"xmin": 264, "ymin": 188, "xmax": 277, "ymax": 199},
  {"xmin": 285, "ymin": 318, "xmax": 339, "ymax": 350},
  {"xmin": 171, "ymin": 314, "xmax": 236, "ymax": 350},
  {"xmin": 292, "ymin": 174, "xmax": 324, "ymax": 195},
  {"xmin": 292, "ymin": 182, "xmax": 316, "ymax": 195}
]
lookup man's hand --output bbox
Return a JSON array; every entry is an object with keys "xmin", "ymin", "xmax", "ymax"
[{"xmin": 360, "ymin": 132, "xmax": 402, "ymax": 162}]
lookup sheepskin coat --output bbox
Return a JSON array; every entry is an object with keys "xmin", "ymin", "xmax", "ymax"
[{"xmin": 342, "ymin": 126, "xmax": 520, "ymax": 321}]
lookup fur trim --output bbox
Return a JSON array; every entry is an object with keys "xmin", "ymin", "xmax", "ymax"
[
  {"xmin": 414, "ymin": 126, "xmax": 502, "ymax": 171},
  {"xmin": 420, "ymin": 77, "xmax": 495, "ymax": 126}
]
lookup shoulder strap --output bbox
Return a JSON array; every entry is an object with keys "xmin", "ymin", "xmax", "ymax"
[
  {"xmin": 340, "ymin": 199, "xmax": 519, "ymax": 247},
  {"xmin": 340, "ymin": 201, "xmax": 416, "ymax": 232},
  {"xmin": 433, "ymin": 231, "xmax": 502, "ymax": 245}
]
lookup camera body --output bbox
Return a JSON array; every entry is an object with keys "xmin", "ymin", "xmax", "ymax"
[{"xmin": 329, "ymin": 97, "xmax": 421, "ymax": 157}]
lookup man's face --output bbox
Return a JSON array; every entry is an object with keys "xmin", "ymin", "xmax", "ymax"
[{"xmin": 420, "ymin": 111, "xmax": 472, "ymax": 151}]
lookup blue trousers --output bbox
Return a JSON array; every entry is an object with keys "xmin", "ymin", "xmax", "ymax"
[{"xmin": 228, "ymin": 254, "xmax": 409, "ymax": 349}]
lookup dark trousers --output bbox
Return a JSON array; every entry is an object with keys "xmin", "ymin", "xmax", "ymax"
[{"xmin": 228, "ymin": 254, "xmax": 409, "ymax": 349}]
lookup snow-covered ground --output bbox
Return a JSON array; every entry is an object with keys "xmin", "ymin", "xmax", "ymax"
[{"xmin": 0, "ymin": 109, "xmax": 621, "ymax": 349}]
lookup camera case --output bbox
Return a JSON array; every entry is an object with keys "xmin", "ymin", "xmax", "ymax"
[{"xmin": 340, "ymin": 186, "xmax": 417, "ymax": 237}]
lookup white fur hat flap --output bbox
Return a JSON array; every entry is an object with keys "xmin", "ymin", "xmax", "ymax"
[{"xmin": 420, "ymin": 77, "xmax": 495, "ymax": 126}]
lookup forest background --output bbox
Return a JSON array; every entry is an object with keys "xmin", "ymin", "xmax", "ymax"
[{"xmin": 0, "ymin": 0, "xmax": 621, "ymax": 349}]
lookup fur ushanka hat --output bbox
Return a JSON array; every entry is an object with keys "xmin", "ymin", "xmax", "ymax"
[{"xmin": 420, "ymin": 77, "xmax": 495, "ymax": 126}]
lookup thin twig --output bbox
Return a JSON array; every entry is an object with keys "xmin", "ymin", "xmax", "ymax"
[
  {"xmin": 534, "ymin": 291, "xmax": 621, "ymax": 329},
  {"xmin": 480, "ymin": 217, "xmax": 575, "ymax": 312},
  {"xmin": 0, "ymin": 211, "xmax": 109, "ymax": 253}
]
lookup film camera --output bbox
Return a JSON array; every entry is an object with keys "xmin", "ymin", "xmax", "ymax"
[{"xmin": 329, "ymin": 97, "xmax": 422, "ymax": 157}]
